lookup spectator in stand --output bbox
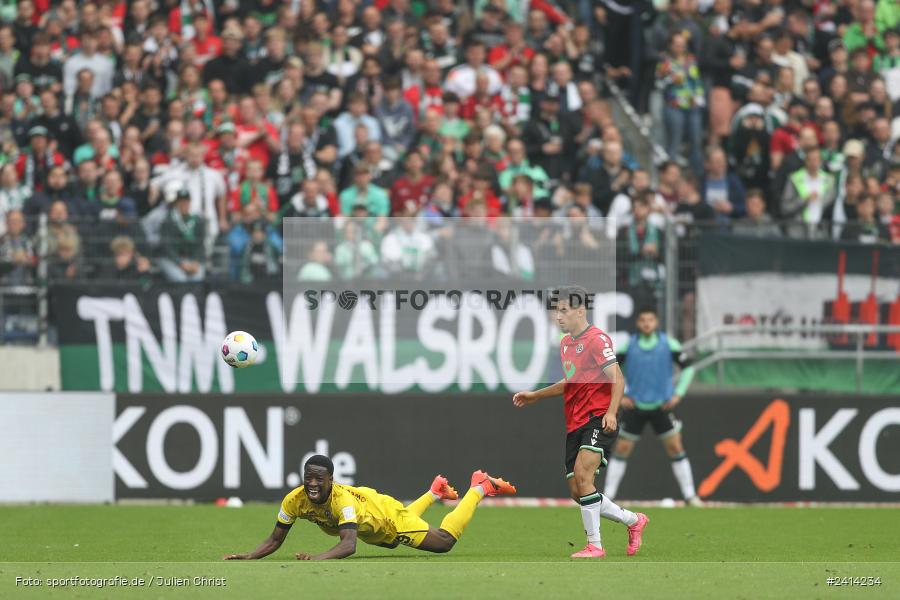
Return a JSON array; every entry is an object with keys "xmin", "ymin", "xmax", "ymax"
[
  {"xmin": 701, "ymin": 146, "xmax": 746, "ymax": 221},
  {"xmin": 333, "ymin": 219, "xmax": 380, "ymax": 280},
  {"xmin": 769, "ymin": 98, "xmax": 817, "ymax": 174},
  {"xmin": 234, "ymin": 96, "xmax": 280, "ymax": 170},
  {"xmin": 458, "ymin": 166, "xmax": 502, "ymax": 218},
  {"xmin": 491, "ymin": 216, "xmax": 535, "ymax": 281},
  {"xmin": 340, "ymin": 162, "xmax": 390, "ymax": 217},
  {"xmin": 864, "ymin": 116, "xmax": 894, "ymax": 180},
  {"xmin": 202, "ymin": 27, "xmax": 249, "ymax": 95},
  {"xmin": 499, "ymin": 137, "xmax": 549, "ymax": 199},
  {"xmin": 267, "ymin": 121, "xmax": 311, "ymax": 210},
  {"xmin": 297, "ymin": 239, "xmax": 334, "ymax": 281},
  {"xmin": 555, "ymin": 182, "xmax": 603, "ymax": 222},
  {"xmin": 72, "ymin": 122, "xmax": 118, "ymax": 171},
  {"xmin": 0, "ymin": 209, "xmax": 35, "ymax": 284},
  {"xmin": 0, "ymin": 163, "xmax": 30, "ymax": 224},
  {"xmin": 523, "ymin": 90, "xmax": 574, "ymax": 185},
  {"xmin": 46, "ymin": 226, "xmax": 81, "ymax": 282},
  {"xmin": 577, "ymin": 139, "xmax": 631, "ymax": 216},
  {"xmin": 658, "ymin": 31, "xmax": 705, "ymax": 177},
  {"xmin": 380, "ymin": 206, "xmax": 435, "ymax": 276},
  {"xmin": 62, "ymin": 28, "xmax": 114, "ymax": 98},
  {"xmin": 504, "ymin": 173, "xmax": 538, "ymax": 218},
  {"xmin": 31, "ymin": 88, "xmax": 82, "ymax": 157},
  {"xmin": 99, "ymin": 236, "xmax": 151, "ymax": 281},
  {"xmin": 674, "ymin": 175, "xmax": 716, "ymax": 228},
  {"xmin": 13, "ymin": 32, "xmax": 63, "ymax": 93},
  {"xmin": 15, "ymin": 126, "xmax": 65, "ymax": 193},
  {"xmin": 420, "ymin": 179, "xmax": 459, "ymax": 227},
  {"xmin": 156, "ymin": 142, "xmax": 228, "ymax": 242},
  {"xmin": 841, "ymin": 194, "xmax": 891, "ymax": 243},
  {"xmin": 389, "ymin": 150, "xmax": 434, "ymax": 216},
  {"xmin": 228, "ymin": 202, "xmax": 283, "ymax": 283},
  {"xmin": 95, "ymin": 169, "xmax": 129, "ymax": 225},
  {"xmin": 158, "ymin": 187, "xmax": 207, "ymax": 282},
  {"xmin": 375, "ymin": 77, "xmax": 415, "ymax": 164},
  {"xmin": 875, "ymin": 190, "xmax": 899, "ymax": 240},
  {"xmin": 334, "ymin": 91, "xmax": 381, "ymax": 160},
  {"xmin": 618, "ymin": 193, "xmax": 664, "ymax": 305},
  {"xmin": 782, "ymin": 147, "xmax": 837, "ymax": 229},
  {"xmin": 230, "ymin": 158, "xmax": 279, "ymax": 221},
  {"xmin": 281, "ymin": 178, "xmax": 332, "ymax": 222},
  {"xmin": 444, "ymin": 39, "xmax": 502, "ymax": 99},
  {"xmin": 45, "ymin": 200, "xmax": 78, "ymax": 256},
  {"xmin": 843, "ymin": 0, "xmax": 884, "ymax": 55},
  {"xmin": 732, "ymin": 189, "xmax": 782, "ymax": 238}
]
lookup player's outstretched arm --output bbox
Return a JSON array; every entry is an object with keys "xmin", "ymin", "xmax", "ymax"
[
  {"xmin": 222, "ymin": 525, "xmax": 289, "ymax": 560},
  {"xmin": 296, "ymin": 526, "xmax": 358, "ymax": 561},
  {"xmin": 513, "ymin": 379, "xmax": 566, "ymax": 407}
]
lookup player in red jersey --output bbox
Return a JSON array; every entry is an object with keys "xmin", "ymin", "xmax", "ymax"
[{"xmin": 513, "ymin": 285, "xmax": 649, "ymax": 558}]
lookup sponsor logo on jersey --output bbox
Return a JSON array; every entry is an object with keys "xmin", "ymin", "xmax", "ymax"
[
  {"xmin": 563, "ymin": 360, "xmax": 576, "ymax": 379},
  {"xmin": 563, "ymin": 345, "xmax": 568, "ymax": 354}
]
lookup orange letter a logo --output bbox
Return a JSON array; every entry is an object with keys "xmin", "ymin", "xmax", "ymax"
[{"xmin": 698, "ymin": 399, "xmax": 791, "ymax": 498}]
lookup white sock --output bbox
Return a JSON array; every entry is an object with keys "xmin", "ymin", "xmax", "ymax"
[
  {"xmin": 671, "ymin": 454, "xmax": 697, "ymax": 499},
  {"xmin": 598, "ymin": 494, "xmax": 638, "ymax": 526},
  {"xmin": 578, "ymin": 492, "xmax": 603, "ymax": 546},
  {"xmin": 604, "ymin": 456, "xmax": 628, "ymax": 500}
]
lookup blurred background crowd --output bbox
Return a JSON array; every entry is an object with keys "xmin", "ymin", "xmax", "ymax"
[{"xmin": 0, "ymin": 0, "xmax": 899, "ymax": 316}]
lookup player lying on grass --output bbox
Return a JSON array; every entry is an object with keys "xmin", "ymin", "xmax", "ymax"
[
  {"xmin": 513, "ymin": 285, "xmax": 648, "ymax": 558},
  {"xmin": 222, "ymin": 455, "xmax": 516, "ymax": 561}
]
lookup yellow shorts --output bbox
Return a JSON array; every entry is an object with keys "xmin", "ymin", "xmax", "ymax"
[{"xmin": 381, "ymin": 497, "xmax": 431, "ymax": 548}]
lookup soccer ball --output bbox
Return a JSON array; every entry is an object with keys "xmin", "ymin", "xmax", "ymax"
[{"xmin": 222, "ymin": 331, "xmax": 259, "ymax": 369}]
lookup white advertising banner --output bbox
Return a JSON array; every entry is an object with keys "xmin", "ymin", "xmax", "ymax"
[{"xmin": 0, "ymin": 393, "xmax": 114, "ymax": 502}]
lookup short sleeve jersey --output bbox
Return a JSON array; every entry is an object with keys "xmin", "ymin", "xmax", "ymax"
[
  {"xmin": 560, "ymin": 325, "xmax": 617, "ymax": 432},
  {"xmin": 276, "ymin": 483, "xmax": 403, "ymax": 546}
]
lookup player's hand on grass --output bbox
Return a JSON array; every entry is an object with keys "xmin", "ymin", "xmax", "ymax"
[
  {"xmin": 662, "ymin": 395, "xmax": 681, "ymax": 411},
  {"xmin": 295, "ymin": 552, "xmax": 313, "ymax": 560},
  {"xmin": 222, "ymin": 553, "xmax": 248, "ymax": 560},
  {"xmin": 621, "ymin": 396, "xmax": 635, "ymax": 410},
  {"xmin": 512, "ymin": 391, "xmax": 538, "ymax": 407},
  {"xmin": 601, "ymin": 412, "xmax": 617, "ymax": 433}
]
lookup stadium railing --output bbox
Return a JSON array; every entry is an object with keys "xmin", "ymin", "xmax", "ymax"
[{"xmin": 683, "ymin": 324, "xmax": 900, "ymax": 393}]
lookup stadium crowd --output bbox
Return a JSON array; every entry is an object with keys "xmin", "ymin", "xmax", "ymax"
[{"xmin": 0, "ymin": 0, "xmax": 899, "ymax": 295}]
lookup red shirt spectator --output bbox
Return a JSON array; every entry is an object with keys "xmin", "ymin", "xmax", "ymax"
[
  {"xmin": 234, "ymin": 98, "xmax": 279, "ymax": 169},
  {"xmin": 390, "ymin": 152, "xmax": 435, "ymax": 215},
  {"xmin": 190, "ymin": 15, "xmax": 222, "ymax": 67},
  {"xmin": 458, "ymin": 189, "xmax": 502, "ymax": 219}
]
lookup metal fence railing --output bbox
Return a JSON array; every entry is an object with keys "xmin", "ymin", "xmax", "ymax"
[{"xmin": 684, "ymin": 324, "xmax": 900, "ymax": 393}]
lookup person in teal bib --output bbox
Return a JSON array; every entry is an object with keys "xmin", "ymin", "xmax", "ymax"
[{"xmin": 603, "ymin": 306, "xmax": 701, "ymax": 507}]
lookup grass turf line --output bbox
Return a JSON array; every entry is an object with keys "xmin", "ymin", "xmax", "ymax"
[{"xmin": 1, "ymin": 505, "xmax": 898, "ymax": 599}]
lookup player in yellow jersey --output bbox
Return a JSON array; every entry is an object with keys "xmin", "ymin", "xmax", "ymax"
[{"xmin": 222, "ymin": 455, "xmax": 516, "ymax": 560}]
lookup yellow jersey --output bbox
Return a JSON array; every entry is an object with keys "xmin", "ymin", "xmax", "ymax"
[{"xmin": 277, "ymin": 483, "xmax": 426, "ymax": 547}]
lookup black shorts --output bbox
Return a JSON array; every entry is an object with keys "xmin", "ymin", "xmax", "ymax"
[
  {"xmin": 565, "ymin": 415, "xmax": 618, "ymax": 479},
  {"xmin": 619, "ymin": 407, "xmax": 682, "ymax": 441}
]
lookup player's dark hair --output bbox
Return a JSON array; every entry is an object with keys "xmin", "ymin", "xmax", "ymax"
[
  {"xmin": 556, "ymin": 285, "xmax": 591, "ymax": 310},
  {"xmin": 305, "ymin": 455, "xmax": 334, "ymax": 475},
  {"xmin": 636, "ymin": 306, "xmax": 658, "ymax": 318}
]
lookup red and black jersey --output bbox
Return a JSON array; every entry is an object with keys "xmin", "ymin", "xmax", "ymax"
[{"xmin": 560, "ymin": 325, "xmax": 617, "ymax": 432}]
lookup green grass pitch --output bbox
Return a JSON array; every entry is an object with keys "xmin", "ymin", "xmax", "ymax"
[{"xmin": 1, "ymin": 504, "xmax": 898, "ymax": 599}]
